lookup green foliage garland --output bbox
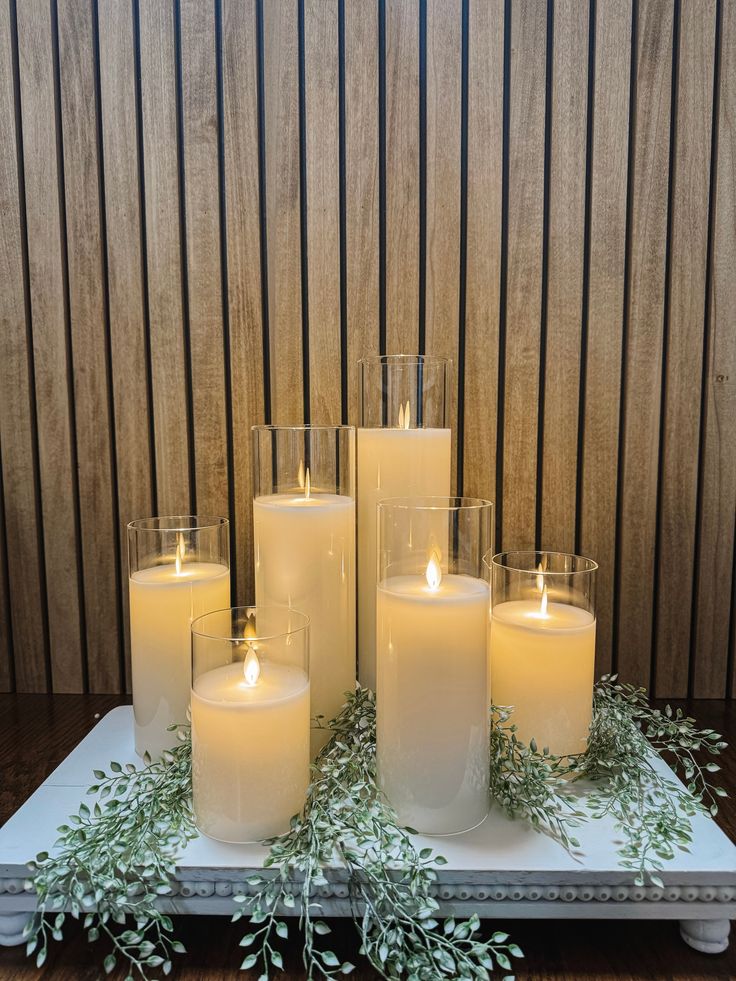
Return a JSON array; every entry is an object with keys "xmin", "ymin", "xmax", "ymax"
[{"xmin": 23, "ymin": 678, "xmax": 726, "ymax": 980}]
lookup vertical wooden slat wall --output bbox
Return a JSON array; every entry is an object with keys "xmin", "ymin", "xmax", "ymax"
[{"xmin": 0, "ymin": 0, "xmax": 734, "ymax": 699}]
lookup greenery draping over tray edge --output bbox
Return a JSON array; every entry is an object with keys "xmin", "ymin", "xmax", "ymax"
[{"xmin": 23, "ymin": 677, "xmax": 727, "ymax": 981}]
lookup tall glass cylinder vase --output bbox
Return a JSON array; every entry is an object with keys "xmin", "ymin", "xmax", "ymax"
[
  {"xmin": 376, "ymin": 496, "xmax": 493, "ymax": 835},
  {"xmin": 127, "ymin": 516, "xmax": 230, "ymax": 759},
  {"xmin": 191, "ymin": 606, "xmax": 310, "ymax": 842},
  {"xmin": 357, "ymin": 355, "xmax": 452, "ymax": 689},
  {"xmin": 252, "ymin": 425, "xmax": 356, "ymax": 755},
  {"xmin": 488, "ymin": 550, "xmax": 597, "ymax": 757}
]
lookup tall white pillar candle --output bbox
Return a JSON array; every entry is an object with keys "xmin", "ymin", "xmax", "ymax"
[
  {"xmin": 357, "ymin": 426, "xmax": 451, "ymax": 689},
  {"xmin": 128, "ymin": 518, "xmax": 230, "ymax": 760},
  {"xmin": 253, "ymin": 489, "xmax": 355, "ymax": 754}
]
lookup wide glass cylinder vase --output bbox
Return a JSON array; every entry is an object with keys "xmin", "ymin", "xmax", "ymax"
[
  {"xmin": 376, "ymin": 496, "xmax": 493, "ymax": 835},
  {"xmin": 127, "ymin": 516, "xmax": 230, "ymax": 760},
  {"xmin": 357, "ymin": 355, "xmax": 452, "ymax": 689},
  {"xmin": 488, "ymin": 550, "xmax": 597, "ymax": 757},
  {"xmin": 252, "ymin": 425, "xmax": 355, "ymax": 755},
  {"xmin": 191, "ymin": 606, "xmax": 310, "ymax": 843}
]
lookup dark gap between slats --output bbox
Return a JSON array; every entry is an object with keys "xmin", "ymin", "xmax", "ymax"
[
  {"xmin": 650, "ymin": 0, "xmax": 681, "ymax": 697},
  {"xmin": 92, "ymin": 0, "xmax": 126, "ymax": 692},
  {"xmin": 455, "ymin": 0, "xmax": 470, "ymax": 498},
  {"xmin": 418, "ymin": 0, "xmax": 427, "ymax": 355},
  {"xmin": 297, "ymin": 0, "xmax": 310, "ymax": 424},
  {"xmin": 255, "ymin": 0, "xmax": 273, "ymax": 425},
  {"xmin": 611, "ymin": 0, "xmax": 639, "ymax": 678},
  {"xmin": 338, "ymin": 0, "xmax": 348, "ymax": 424},
  {"xmin": 535, "ymin": 0, "xmax": 554, "ymax": 551},
  {"xmin": 0, "ymin": 444, "xmax": 16, "ymax": 690},
  {"xmin": 378, "ymin": 0, "xmax": 387, "ymax": 356},
  {"xmin": 173, "ymin": 0, "xmax": 197, "ymax": 513},
  {"xmin": 214, "ymin": 0, "xmax": 238, "ymax": 605}
]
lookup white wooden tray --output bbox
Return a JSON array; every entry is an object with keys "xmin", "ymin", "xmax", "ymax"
[{"xmin": 1, "ymin": 706, "xmax": 734, "ymax": 953}]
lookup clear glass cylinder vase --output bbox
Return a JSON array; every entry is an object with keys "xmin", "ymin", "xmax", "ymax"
[
  {"xmin": 488, "ymin": 550, "xmax": 597, "ymax": 757},
  {"xmin": 356, "ymin": 355, "xmax": 452, "ymax": 690},
  {"xmin": 127, "ymin": 515, "xmax": 230, "ymax": 760},
  {"xmin": 191, "ymin": 606, "xmax": 310, "ymax": 843},
  {"xmin": 376, "ymin": 496, "xmax": 493, "ymax": 835},
  {"xmin": 252, "ymin": 425, "xmax": 355, "ymax": 755}
]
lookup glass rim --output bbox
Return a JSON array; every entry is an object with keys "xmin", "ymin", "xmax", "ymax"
[
  {"xmin": 358, "ymin": 353, "xmax": 451, "ymax": 368},
  {"xmin": 191, "ymin": 605, "xmax": 311, "ymax": 643},
  {"xmin": 251, "ymin": 424, "xmax": 355, "ymax": 433},
  {"xmin": 127, "ymin": 515, "xmax": 229, "ymax": 534},
  {"xmin": 378, "ymin": 495, "xmax": 493, "ymax": 513},
  {"xmin": 485, "ymin": 549, "xmax": 598, "ymax": 575}
]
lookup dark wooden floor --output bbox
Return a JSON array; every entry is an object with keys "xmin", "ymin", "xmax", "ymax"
[{"xmin": 0, "ymin": 694, "xmax": 734, "ymax": 980}]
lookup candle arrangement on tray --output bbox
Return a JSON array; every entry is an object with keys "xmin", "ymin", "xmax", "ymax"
[{"xmin": 20, "ymin": 354, "xmax": 728, "ymax": 981}]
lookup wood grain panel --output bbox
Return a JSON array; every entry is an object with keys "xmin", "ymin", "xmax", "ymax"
[
  {"xmin": 462, "ymin": 0, "xmax": 503, "ymax": 508},
  {"xmin": 579, "ymin": 0, "xmax": 632, "ymax": 679},
  {"xmin": 616, "ymin": 0, "xmax": 674, "ymax": 688},
  {"xmin": 385, "ymin": 0, "xmax": 420, "ymax": 354},
  {"xmin": 540, "ymin": 0, "xmax": 588, "ymax": 553},
  {"xmin": 222, "ymin": 0, "xmax": 266, "ymax": 606},
  {"xmin": 179, "ymin": 0, "xmax": 229, "ymax": 519},
  {"xmin": 98, "ymin": 0, "xmax": 154, "ymax": 689},
  {"xmin": 344, "ymin": 0, "xmax": 379, "ymax": 424},
  {"xmin": 424, "ymin": 0, "xmax": 461, "ymax": 488},
  {"xmin": 655, "ymin": 0, "xmax": 716, "ymax": 697},
  {"xmin": 16, "ymin": 0, "xmax": 84, "ymax": 692},
  {"xmin": 0, "ymin": 0, "xmax": 47, "ymax": 690},
  {"xmin": 501, "ymin": 0, "xmax": 547, "ymax": 551},
  {"xmin": 696, "ymin": 0, "xmax": 736, "ymax": 698},
  {"xmin": 139, "ymin": 0, "xmax": 191, "ymax": 515},
  {"xmin": 263, "ymin": 0, "xmax": 303, "ymax": 424},
  {"xmin": 304, "ymin": 0, "xmax": 341, "ymax": 425},
  {"xmin": 57, "ymin": 0, "xmax": 121, "ymax": 692}
]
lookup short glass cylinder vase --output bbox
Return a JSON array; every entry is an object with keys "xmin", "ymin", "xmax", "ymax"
[
  {"xmin": 127, "ymin": 515, "xmax": 230, "ymax": 760},
  {"xmin": 356, "ymin": 355, "xmax": 452, "ymax": 690},
  {"xmin": 251, "ymin": 425, "xmax": 356, "ymax": 756},
  {"xmin": 376, "ymin": 496, "xmax": 493, "ymax": 835},
  {"xmin": 488, "ymin": 550, "xmax": 598, "ymax": 757},
  {"xmin": 191, "ymin": 606, "xmax": 310, "ymax": 843}
]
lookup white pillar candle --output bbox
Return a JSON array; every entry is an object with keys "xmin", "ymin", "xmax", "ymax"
[
  {"xmin": 489, "ymin": 592, "xmax": 596, "ymax": 756},
  {"xmin": 253, "ymin": 483, "xmax": 355, "ymax": 755},
  {"xmin": 191, "ymin": 657, "xmax": 310, "ymax": 842},
  {"xmin": 376, "ymin": 558, "xmax": 490, "ymax": 835},
  {"xmin": 129, "ymin": 557, "xmax": 230, "ymax": 759},
  {"xmin": 357, "ymin": 426, "xmax": 451, "ymax": 689}
]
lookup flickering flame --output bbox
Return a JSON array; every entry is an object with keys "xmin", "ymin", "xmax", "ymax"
[
  {"xmin": 425, "ymin": 551, "xmax": 442, "ymax": 591},
  {"xmin": 243, "ymin": 645, "xmax": 261, "ymax": 687},
  {"xmin": 540, "ymin": 584, "xmax": 549, "ymax": 617},
  {"xmin": 536, "ymin": 560, "xmax": 545, "ymax": 593},
  {"xmin": 305, "ymin": 467, "xmax": 311, "ymax": 500},
  {"xmin": 298, "ymin": 459, "xmax": 305, "ymax": 489},
  {"xmin": 398, "ymin": 400, "xmax": 411, "ymax": 430},
  {"xmin": 297, "ymin": 460, "xmax": 311, "ymax": 499},
  {"xmin": 175, "ymin": 539, "xmax": 183, "ymax": 576},
  {"xmin": 178, "ymin": 532, "xmax": 187, "ymax": 560}
]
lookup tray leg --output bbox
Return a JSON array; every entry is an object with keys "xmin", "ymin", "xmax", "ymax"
[
  {"xmin": 0, "ymin": 911, "xmax": 33, "ymax": 947},
  {"xmin": 679, "ymin": 918, "xmax": 730, "ymax": 954}
]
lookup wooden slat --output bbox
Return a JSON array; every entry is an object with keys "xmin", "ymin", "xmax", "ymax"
[
  {"xmin": 540, "ymin": 0, "xmax": 588, "ymax": 552},
  {"xmin": 57, "ymin": 0, "xmax": 121, "ymax": 692},
  {"xmin": 344, "ymin": 0, "xmax": 379, "ymax": 424},
  {"xmin": 424, "ymin": 0, "xmax": 461, "ymax": 488},
  {"xmin": 304, "ymin": 0, "xmax": 341, "ymax": 425},
  {"xmin": 501, "ymin": 0, "xmax": 547, "ymax": 551},
  {"xmin": 179, "ymin": 0, "xmax": 229, "ymax": 519},
  {"xmin": 0, "ymin": 0, "xmax": 46, "ymax": 689},
  {"xmin": 462, "ymin": 0, "xmax": 504, "ymax": 508},
  {"xmin": 16, "ymin": 0, "xmax": 84, "ymax": 692},
  {"xmin": 655, "ymin": 0, "xmax": 716, "ymax": 698},
  {"xmin": 697, "ymin": 0, "xmax": 736, "ymax": 698},
  {"xmin": 222, "ymin": 0, "xmax": 266, "ymax": 605},
  {"xmin": 139, "ymin": 0, "xmax": 191, "ymax": 514},
  {"xmin": 98, "ymin": 0, "xmax": 154, "ymax": 689},
  {"xmin": 616, "ymin": 0, "xmax": 674, "ymax": 688},
  {"xmin": 579, "ymin": 0, "xmax": 632, "ymax": 679},
  {"xmin": 0, "ymin": 446, "xmax": 12, "ymax": 690},
  {"xmin": 263, "ymin": 0, "xmax": 303, "ymax": 424},
  {"xmin": 385, "ymin": 0, "xmax": 420, "ymax": 354}
]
